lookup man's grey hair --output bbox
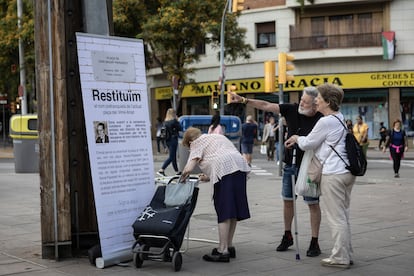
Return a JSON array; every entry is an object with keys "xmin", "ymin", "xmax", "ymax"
[{"xmin": 302, "ymin": 86, "xmax": 319, "ymax": 104}]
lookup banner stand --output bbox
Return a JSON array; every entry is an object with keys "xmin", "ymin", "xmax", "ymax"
[{"xmin": 76, "ymin": 33, "xmax": 155, "ymax": 268}]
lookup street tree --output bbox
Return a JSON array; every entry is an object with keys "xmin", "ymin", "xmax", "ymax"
[
  {"xmin": 0, "ymin": 0, "xmax": 34, "ymax": 109},
  {"xmin": 113, "ymin": 0, "xmax": 253, "ymax": 108}
]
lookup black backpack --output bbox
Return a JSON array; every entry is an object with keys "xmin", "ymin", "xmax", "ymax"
[
  {"xmin": 331, "ymin": 115, "xmax": 367, "ymax": 176},
  {"xmin": 160, "ymin": 123, "xmax": 170, "ymax": 140}
]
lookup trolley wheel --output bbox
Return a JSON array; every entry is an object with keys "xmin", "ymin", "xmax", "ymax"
[
  {"xmin": 133, "ymin": 252, "xmax": 143, "ymax": 268},
  {"xmin": 163, "ymin": 248, "xmax": 172, "ymax": 261},
  {"xmin": 141, "ymin": 244, "xmax": 150, "ymax": 260},
  {"xmin": 172, "ymin": 251, "xmax": 182, "ymax": 272}
]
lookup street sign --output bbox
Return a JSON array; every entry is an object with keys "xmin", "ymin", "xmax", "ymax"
[
  {"xmin": 0, "ymin": 95, "xmax": 6, "ymax": 105},
  {"xmin": 18, "ymin": 85, "xmax": 23, "ymax": 97}
]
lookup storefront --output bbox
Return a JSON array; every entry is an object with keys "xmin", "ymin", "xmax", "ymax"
[
  {"xmin": 401, "ymin": 88, "xmax": 414, "ymax": 136},
  {"xmin": 154, "ymin": 71, "xmax": 414, "ymax": 138}
]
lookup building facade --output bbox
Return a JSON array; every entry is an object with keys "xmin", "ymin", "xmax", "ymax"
[{"xmin": 148, "ymin": 0, "xmax": 414, "ymax": 140}]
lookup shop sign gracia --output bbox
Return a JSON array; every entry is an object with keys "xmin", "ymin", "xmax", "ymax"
[{"xmin": 155, "ymin": 71, "xmax": 414, "ymax": 100}]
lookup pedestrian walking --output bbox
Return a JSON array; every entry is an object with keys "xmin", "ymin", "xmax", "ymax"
[
  {"xmin": 274, "ymin": 117, "xmax": 287, "ymax": 165},
  {"xmin": 262, "ymin": 116, "xmax": 277, "ymax": 161},
  {"xmin": 155, "ymin": 117, "xmax": 167, "ymax": 154},
  {"xmin": 378, "ymin": 122, "xmax": 387, "ymax": 150},
  {"xmin": 382, "ymin": 119, "xmax": 408, "ymax": 178},
  {"xmin": 157, "ymin": 108, "xmax": 182, "ymax": 176},
  {"xmin": 241, "ymin": 115, "xmax": 257, "ymax": 166}
]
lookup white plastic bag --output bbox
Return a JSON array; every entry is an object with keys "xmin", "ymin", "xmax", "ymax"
[
  {"xmin": 296, "ymin": 150, "xmax": 321, "ymax": 198},
  {"xmin": 260, "ymin": 144, "xmax": 267, "ymax": 155}
]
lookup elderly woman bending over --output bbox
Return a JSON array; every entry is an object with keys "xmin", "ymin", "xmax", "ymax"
[{"xmin": 180, "ymin": 127, "xmax": 251, "ymax": 263}]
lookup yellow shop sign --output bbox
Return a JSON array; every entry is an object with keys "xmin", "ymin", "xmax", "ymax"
[{"xmin": 155, "ymin": 71, "xmax": 414, "ymax": 99}]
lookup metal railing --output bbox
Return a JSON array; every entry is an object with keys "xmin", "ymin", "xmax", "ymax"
[{"xmin": 290, "ymin": 32, "xmax": 382, "ymax": 51}]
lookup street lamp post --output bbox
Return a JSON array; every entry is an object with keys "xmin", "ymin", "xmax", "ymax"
[
  {"xmin": 219, "ymin": 0, "xmax": 230, "ymax": 116},
  {"xmin": 17, "ymin": 0, "xmax": 27, "ymax": 114}
]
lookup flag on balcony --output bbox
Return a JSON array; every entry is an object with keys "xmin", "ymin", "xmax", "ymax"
[{"xmin": 382, "ymin": 31, "xmax": 395, "ymax": 60}]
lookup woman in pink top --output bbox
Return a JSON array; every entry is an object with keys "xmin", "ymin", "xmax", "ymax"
[
  {"xmin": 208, "ymin": 114, "xmax": 224, "ymax": 135},
  {"xmin": 180, "ymin": 127, "xmax": 250, "ymax": 263}
]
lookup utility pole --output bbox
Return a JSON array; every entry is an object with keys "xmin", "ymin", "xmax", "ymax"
[
  {"xmin": 172, "ymin": 76, "xmax": 179, "ymax": 111},
  {"xmin": 277, "ymin": 52, "xmax": 295, "ymax": 175},
  {"xmin": 17, "ymin": 0, "xmax": 27, "ymax": 114},
  {"xmin": 219, "ymin": 0, "xmax": 244, "ymax": 115},
  {"xmin": 219, "ymin": 0, "xmax": 230, "ymax": 116},
  {"xmin": 36, "ymin": 0, "xmax": 112, "ymax": 260}
]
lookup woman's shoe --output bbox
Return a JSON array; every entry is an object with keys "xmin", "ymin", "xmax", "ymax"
[
  {"xmin": 211, "ymin": 247, "xmax": 236, "ymax": 258},
  {"xmin": 203, "ymin": 252, "xmax": 230, "ymax": 262},
  {"xmin": 320, "ymin": 258, "xmax": 350, "ymax": 269},
  {"xmin": 157, "ymin": 170, "xmax": 166, "ymax": 177}
]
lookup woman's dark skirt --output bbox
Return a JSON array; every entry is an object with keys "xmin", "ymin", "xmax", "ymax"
[{"xmin": 213, "ymin": 170, "xmax": 250, "ymax": 223}]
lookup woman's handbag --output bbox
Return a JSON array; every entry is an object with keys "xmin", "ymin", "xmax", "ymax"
[
  {"xmin": 307, "ymin": 154, "xmax": 323, "ymax": 184},
  {"xmin": 260, "ymin": 144, "xmax": 267, "ymax": 155},
  {"xmin": 306, "ymin": 131, "xmax": 341, "ymax": 184},
  {"xmin": 296, "ymin": 150, "xmax": 321, "ymax": 197}
]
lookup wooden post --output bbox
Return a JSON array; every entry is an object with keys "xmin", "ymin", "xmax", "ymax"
[
  {"xmin": 65, "ymin": 0, "xmax": 100, "ymax": 253},
  {"xmin": 35, "ymin": 0, "xmax": 72, "ymax": 258},
  {"xmin": 35, "ymin": 0, "xmax": 112, "ymax": 259}
]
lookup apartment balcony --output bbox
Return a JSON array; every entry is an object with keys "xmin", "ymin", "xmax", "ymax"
[{"xmin": 290, "ymin": 32, "xmax": 382, "ymax": 51}]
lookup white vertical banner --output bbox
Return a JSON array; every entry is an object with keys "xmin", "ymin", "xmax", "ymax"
[{"xmin": 76, "ymin": 33, "xmax": 155, "ymax": 268}]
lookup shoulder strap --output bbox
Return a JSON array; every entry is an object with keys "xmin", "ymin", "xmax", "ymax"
[
  {"xmin": 329, "ymin": 115, "xmax": 350, "ymax": 167},
  {"xmin": 329, "ymin": 115, "xmax": 347, "ymax": 146},
  {"xmin": 332, "ymin": 114, "xmax": 347, "ymax": 131},
  {"xmin": 317, "ymin": 115, "xmax": 346, "ymax": 165}
]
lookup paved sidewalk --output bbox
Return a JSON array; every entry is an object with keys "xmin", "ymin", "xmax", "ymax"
[
  {"xmin": 0, "ymin": 146, "xmax": 13, "ymax": 159},
  {"xmin": 0, "ymin": 143, "xmax": 413, "ymax": 275},
  {"xmin": 2, "ymin": 142, "xmax": 414, "ymax": 160}
]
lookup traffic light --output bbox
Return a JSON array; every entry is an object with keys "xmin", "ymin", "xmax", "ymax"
[
  {"xmin": 212, "ymin": 91, "xmax": 219, "ymax": 110},
  {"xmin": 15, "ymin": 97, "xmax": 21, "ymax": 111},
  {"xmin": 232, "ymin": 0, "xmax": 244, "ymax": 12},
  {"xmin": 264, "ymin": 61, "xmax": 275, "ymax": 93},
  {"xmin": 278, "ymin": 52, "xmax": 295, "ymax": 84},
  {"xmin": 227, "ymin": 85, "xmax": 237, "ymax": 103},
  {"xmin": 10, "ymin": 102, "xmax": 16, "ymax": 113}
]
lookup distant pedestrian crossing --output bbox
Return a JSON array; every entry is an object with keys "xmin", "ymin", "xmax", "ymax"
[
  {"xmin": 250, "ymin": 160, "xmax": 414, "ymax": 177},
  {"xmin": 372, "ymin": 159, "xmax": 414, "ymax": 168},
  {"xmin": 249, "ymin": 164, "xmax": 273, "ymax": 176}
]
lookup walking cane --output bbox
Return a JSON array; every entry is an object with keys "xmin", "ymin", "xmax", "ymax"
[{"xmin": 291, "ymin": 147, "xmax": 301, "ymax": 260}]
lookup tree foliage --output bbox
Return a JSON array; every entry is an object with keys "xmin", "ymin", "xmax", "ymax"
[
  {"xmin": 113, "ymin": 0, "xmax": 253, "ymax": 93},
  {"xmin": 0, "ymin": 0, "xmax": 34, "ymax": 105},
  {"xmin": 296, "ymin": 0, "xmax": 315, "ymax": 12}
]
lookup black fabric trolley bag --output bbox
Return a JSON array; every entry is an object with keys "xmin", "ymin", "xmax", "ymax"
[{"xmin": 131, "ymin": 176, "xmax": 199, "ymax": 272}]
